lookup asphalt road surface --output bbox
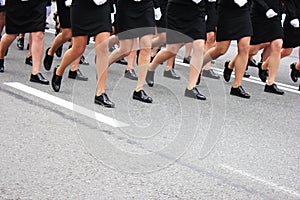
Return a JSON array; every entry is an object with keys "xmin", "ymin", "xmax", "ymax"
[{"xmin": 0, "ymin": 17, "xmax": 300, "ymax": 199}]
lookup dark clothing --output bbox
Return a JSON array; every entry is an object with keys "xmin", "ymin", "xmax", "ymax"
[
  {"xmin": 0, "ymin": 5, "xmax": 4, "ymax": 12},
  {"xmin": 250, "ymin": 0, "xmax": 284, "ymax": 45},
  {"xmin": 216, "ymin": 0, "xmax": 253, "ymax": 41},
  {"xmin": 71, "ymin": 0, "xmax": 112, "ymax": 37},
  {"xmin": 5, "ymin": 0, "xmax": 46, "ymax": 34},
  {"xmin": 205, "ymin": 0, "xmax": 217, "ymax": 33},
  {"xmin": 166, "ymin": 0, "xmax": 206, "ymax": 44},
  {"xmin": 116, "ymin": 0, "xmax": 155, "ymax": 40},
  {"xmin": 155, "ymin": 0, "xmax": 168, "ymax": 32},
  {"xmin": 283, "ymin": 0, "xmax": 300, "ymax": 48},
  {"xmin": 57, "ymin": 0, "xmax": 71, "ymax": 28}
]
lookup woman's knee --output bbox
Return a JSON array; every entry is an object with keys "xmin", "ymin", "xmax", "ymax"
[
  {"xmin": 271, "ymin": 39, "xmax": 283, "ymax": 53},
  {"xmin": 61, "ymin": 29, "xmax": 72, "ymax": 41}
]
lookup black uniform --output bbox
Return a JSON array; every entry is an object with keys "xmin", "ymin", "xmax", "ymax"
[
  {"xmin": 56, "ymin": 0, "xmax": 71, "ymax": 28},
  {"xmin": 166, "ymin": 0, "xmax": 206, "ymax": 44},
  {"xmin": 205, "ymin": 0, "xmax": 218, "ymax": 33},
  {"xmin": 153, "ymin": 0, "xmax": 168, "ymax": 32},
  {"xmin": 71, "ymin": 0, "xmax": 112, "ymax": 37},
  {"xmin": 5, "ymin": 0, "xmax": 47, "ymax": 34},
  {"xmin": 250, "ymin": 0, "xmax": 284, "ymax": 45},
  {"xmin": 216, "ymin": 0, "xmax": 253, "ymax": 41},
  {"xmin": 283, "ymin": 0, "xmax": 300, "ymax": 48},
  {"xmin": 116, "ymin": 0, "xmax": 155, "ymax": 40}
]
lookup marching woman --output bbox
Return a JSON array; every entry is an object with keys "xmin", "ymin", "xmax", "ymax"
[
  {"xmin": 201, "ymin": 0, "xmax": 253, "ymax": 98},
  {"xmin": 201, "ymin": 0, "xmax": 220, "ymax": 79},
  {"xmin": 280, "ymin": 0, "xmax": 300, "ymax": 85},
  {"xmin": 249, "ymin": 0, "xmax": 284, "ymax": 95},
  {"xmin": 0, "ymin": 0, "xmax": 49, "ymax": 85},
  {"xmin": 108, "ymin": 0, "xmax": 156, "ymax": 103},
  {"xmin": 152, "ymin": 0, "xmax": 181, "ymax": 80},
  {"xmin": 44, "ymin": 0, "xmax": 88, "ymax": 81},
  {"xmin": 51, "ymin": 0, "xmax": 114, "ymax": 107},
  {"xmin": 147, "ymin": 0, "xmax": 207, "ymax": 100}
]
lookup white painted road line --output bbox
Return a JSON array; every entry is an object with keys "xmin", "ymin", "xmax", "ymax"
[
  {"xmin": 175, "ymin": 59, "xmax": 300, "ymax": 95},
  {"xmin": 4, "ymin": 82, "xmax": 129, "ymax": 128},
  {"xmin": 220, "ymin": 164, "xmax": 300, "ymax": 198}
]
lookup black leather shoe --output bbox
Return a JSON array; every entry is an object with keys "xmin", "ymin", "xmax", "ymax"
[
  {"xmin": 202, "ymin": 69, "xmax": 220, "ymax": 79},
  {"xmin": 163, "ymin": 68, "xmax": 180, "ymax": 79},
  {"xmin": 116, "ymin": 58, "xmax": 128, "ymax": 65},
  {"xmin": 248, "ymin": 59, "xmax": 257, "ymax": 67},
  {"xmin": 51, "ymin": 67, "xmax": 62, "ymax": 92},
  {"xmin": 230, "ymin": 86, "xmax": 250, "ymax": 99},
  {"xmin": 0, "ymin": 65, "xmax": 4, "ymax": 73},
  {"xmin": 290, "ymin": 63, "xmax": 299, "ymax": 82},
  {"xmin": 196, "ymin": 73, "xmax": 201, "ymax": 85},
  {"xmin": 133, "ymin": 90, "xmax": 153, "ymax": 103},
  {"xmin": 17, "ymin": 38, "xmax": 24, "ymax": 50},
  {"xmin": 68, "ymin": 69, "xmax": 88, "ymax": 81},
  {"xmin": 25, "ymin": 56, "xmax": 32, "ymax": 66},
  {"xmin": 146, "ymin": 70, "xmax": 155, "ymax": 87},
  {"xmin": 243, "ymin": 71, "xmax": 251, "ymax": 78},
  {"xmin": 30, "ymin": 73, "xmax": 49, "ymax": 85},
  {"xmin": 184, "ymin": 87, "xmax": 206, "ymax": 100},
  {"xmin": 43, "ymin": 47, "xmax": 54, "ymax": 71},
  {"xmin": 124, "ymin": 69, "xmax": 138, "ymax": 80},
  {"xmin": 183, "ymin": 56, "xmax": 191, "ymax": 64},
  {"xmin": 264, "ymin": 83, "xmax": 284, "ymax": 95},
  {"xmin": 55, "ymin": 45, "xmax": 63, "ymax": 57},
  {"xmin": 79, "ymin": 55, "xmax": 89, "ymax": 65},
  {"xmin": 258, "ymin": 62, "xmax": 268, "ymax": 82},
  {"xmin": 223, "ymin": 61, "xmax": 233, "ymax": 82},
  {"xmin": 95, "ymin": 93, "xmax": 115, "ymax": 108}
]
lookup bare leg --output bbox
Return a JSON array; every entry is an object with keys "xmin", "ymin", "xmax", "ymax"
[
  {"xmin": 56, "ymin": 36, "xmax": 88, "ymax": 76},
  {"xmin": 188, "ymin": 39, "xmax": 205, "ymax": 89},
  {"xmin": 151, "ymin": 32, "xmax": 166, "ymax": 49},
  {"xmin": 265, "ymin": 39, "xmax": 283, "ymax": 85},
  {"xmin": 30, "ymin": 32, "xmax": 44, "ymax": 74},
  {"xmin": 136, "ymin": 34, "xmax": 153, "ymax": 91},
  {"xmin": 126, "ymin": 38, "xmax": 137, "ymax": 70},
  {"xmin": 184, "ymin": 42, "xmax": 193, "ymax": 59},
  {"xmin": 0, "ymin": 34, "xmax": 17, "ymax": 59},
  {"xmin": 108, "ymin": 39, "xmax": 133, "ymax": 65},
  {"xmin": 231, "ymin": 37, "xmax": 250, "ymax": 87},
  {"xmin": 70, "ymin": 56, "xmax": 81, "ymax": 71},
  {"xmin": 203, "ymin": 31, "xmax": 216, "ymax": 70},
  {"xmin": 280, "ymin": 48, "xmax": 293, "ymax": 59},
  {"xmin": 95, "ymin": 32, "xmax": 110, "ymax": 95},
  {"xmin": 297, "ymin": 47, "xmax": 300, "ymax": 69},
  {"xmin": 48, "ymin": 28, "xmax": 72, "ymax": 56},
  {"xmin": 165, "ymin": 56, "xmax": 175, "ymax": 71},
  {"xmin": 203, "ymin": 40, "xmax": 231, "ymax": 67},
  {"xmin": 149, "ymin": 43, "xmax": 183, "ymax": 71}
]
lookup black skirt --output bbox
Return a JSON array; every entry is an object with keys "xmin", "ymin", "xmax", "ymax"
[
  {"xmin": 250, "ymin": 16, "xmax": 284, "ymax": 45},
  {"xmin": 5, "ymin": 0, "xmax": 46, "ymax": 34},
  {"xmin": 205, "ymin": 2, "xmax": 217, "ymax": 33},
  {"xmin": 116, "ymin": 0, "xmax": 155, "ymax": 40},
  {"xmin": 71, "ymin": 0, "xmax": 111, "ymax": 37},
  {"xmin": 0, "ymin": 5, "xmax": 4, "ymax": 12},
  {"xmin": 166, "ymin": 1, "xmax": 206, "ymax": 44},
  {"xmin": 216, "ymin": 4, "xmax": 253, "ymax": 42},
  {"xmin": 283, "ymin": 18, "xmax": 300, "ymax": 48},
  {"xmin": 156, "ymin": 0, "xmax": 168, "ymax": 33},
  {"xmin": 56, "ymin": 0, "xmax": 71, "ymax": 28}
]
